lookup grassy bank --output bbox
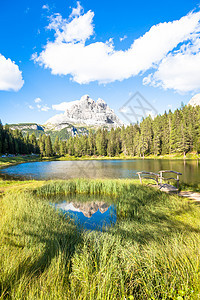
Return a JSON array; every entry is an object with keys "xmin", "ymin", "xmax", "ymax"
[
  {"xmin": 0, "ymin": 155, "xmax": 41, "ymax": 169},
  {"xmin": 57, "ymin": 152, "xmax": 199, "ymax": 161},
  {"xmin": 0, "ymin": 179, "xmax": 200, "ymax": 299}
]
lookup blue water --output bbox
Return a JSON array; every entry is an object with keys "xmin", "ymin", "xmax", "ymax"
[
  {"xmin": 54, "ymin": 200, "xmax": 117, "ymax": 231},
  {"xmin": 0, "ymin": 159, "xmax": 199, "ymax": 184}
]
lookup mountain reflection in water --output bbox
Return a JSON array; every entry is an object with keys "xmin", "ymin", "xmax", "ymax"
[{"xmin": 55, "ymin": 201, "xmax": 117, "ymax": 230}]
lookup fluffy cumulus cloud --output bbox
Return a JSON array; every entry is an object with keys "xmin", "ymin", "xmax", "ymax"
[
  {"xmin": 46, "ymin": 9, "xmax": 94, "ymax": 43},
  {"xmin": 34, "ymin": 3, "xmax": 200, "ymax": 92},
  {"xmin": 0, "ymin": 54, "xmax": 24, "ymax": 91},
  {"xmin": 143, "ymin": 40, "xmax": 200, "ymax": 92}
]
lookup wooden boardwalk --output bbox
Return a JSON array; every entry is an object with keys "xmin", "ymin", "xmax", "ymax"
[{"xmin": 179, "ymin": 191, "xmax": 200, "ymax": 202}]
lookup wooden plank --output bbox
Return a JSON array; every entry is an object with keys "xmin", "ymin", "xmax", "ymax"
[{"xmin": 159, "ymin": 183, "xmax": 178, "ymax": 193}]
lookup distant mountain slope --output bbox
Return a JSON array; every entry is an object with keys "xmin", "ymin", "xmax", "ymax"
[
  {"xmin": 8, "ymin": 123, "xmax": 88, "ymax": 142},
  {"xmin": 8, "ymin": 95, "xmax": 123, "ymax": 141},
  {"xmin": 9, "ymin": 123, "xmax": 44, "ymax": 131}
]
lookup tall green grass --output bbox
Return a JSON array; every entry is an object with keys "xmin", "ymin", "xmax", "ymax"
[
  {"xmin": 34, "ymin": 178, "xmax": 134, "ymax": 197},
  {"xmin": 0, "ymin": 180, "xmax": 200, "ymax": 299}
]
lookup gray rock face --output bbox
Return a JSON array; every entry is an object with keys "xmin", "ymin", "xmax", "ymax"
[
  {"xmin": 10, "ymin": 124, "xmax": 44, "ymax": 131},
  {"xmin": 188, "ymin": 94, "xmax": 200, "ymax": 107},
  {"xmin": 45, "ymin": 95, "xmax": 123, "ymax": 129}
]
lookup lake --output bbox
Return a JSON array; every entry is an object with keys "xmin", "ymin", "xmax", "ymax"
[{"xmin": 0, "ymin": 159, "xmax": 199, "ymax": 184}]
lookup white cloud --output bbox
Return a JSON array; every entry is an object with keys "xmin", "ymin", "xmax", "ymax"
[
  {"xmin": 41, "ymin": 105, "xmax": 50, "ymax": 111},
  {"xmin": 70, "ymin": 2, "xmax": 83, "ymax": 18},
  {"xmin": 52, "ymin": 100, "xmax": 80, "ymax": 111},
  {"xmin": 119, "ymin": 35, "xmax": 127, "ymax": 42},
  {"xmin": 31, "ymin": 53, "xmax": 38, "ymax": 61},
  {"xmin": 52, "ymin": 102, "xmax": 69, "ymax": 111},
  {"xmin": 47, "ymin": 10, "xmax": 94, "ymax": 43},
  {"xmin": 34, "ymin": 6, "xmax": 200, "ymax": 91},
  {"xmin": 31, "ymin": 97, "xmax": 50, "ymax": 111},
  {"xmin": 0, "ymin": 54, "xmax": 24, "ymax": 91},
  {"xmin": 42, "ymin": 4, "xmax": 49, "ymax": 11},
  {"xmin": 143, "ymin": 40, "xmax": 200, "ymax": 92},
  {"xmin": 34, "ymin": 97, "xmax": 42, "ymax": 103}
]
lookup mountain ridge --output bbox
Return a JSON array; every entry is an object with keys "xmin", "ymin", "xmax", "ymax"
[
  {"xmin": 45, "ymin": 95, "xmax": 123, "ymax": 130},
  {"xmin": 7, "ymin": 95, "xmax": 123, "ymax": 141}
]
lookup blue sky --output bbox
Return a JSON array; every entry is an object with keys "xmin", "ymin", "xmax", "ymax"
[{"xmin": 0, "ymin": 0, "xmax": 200, "ymax": 124}]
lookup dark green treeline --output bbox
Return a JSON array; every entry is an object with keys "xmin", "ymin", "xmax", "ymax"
[
  {"xmin": 0, "ymin": 122, "xmax": 53, "ymax": 157},
  {"xmin": 54, "ymin": 105, "xmax": 200, "ymax": 157},
  {"xmin": 1, "ymin": 105, "xmax": 200, "ymax": 157}
]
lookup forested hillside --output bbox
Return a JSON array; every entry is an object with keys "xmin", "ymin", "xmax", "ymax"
[
  {"xmin": 1, "ymin": 104, "xmax": 200, "ymax": 157},
  {"xmin": 58, "ymin": 104, "xmax": 200, "ymax": 157},
  {"xmin": 0, "ymin": 122, "xmax": 53, "ymax": 156}
]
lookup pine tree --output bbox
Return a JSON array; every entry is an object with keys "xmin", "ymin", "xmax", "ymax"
[
  {"xmin": 96, "ymin": 129, "xmax": 107, "ymax": 156},
  {"xmin": 140, "ymin": 116, "xmax": 153, "ymax": 156},
  {"xmin": 45, "ymin": 135, "xmax": 53, "ymax": 157},
  {"xmin": 0, "ymin": 120, "xmax": 3, "ymax": 153},
  {"xmin": 53, "ymin": 136, "xmax": 60, "ymax": 155},
  {"xmin": 152, "ymin": 116, "xmax": 162, "ymax": 155},
  {"xmin": 88, "ymin": 129, "xmax": 95, "ymax": 155},
  {"xmin": 30, "ymin": 133, "xmax": 38, "ymax": 153},
  {"xmin": 39, "ymin": 135, "xmax": 45, "ymax": 157}
]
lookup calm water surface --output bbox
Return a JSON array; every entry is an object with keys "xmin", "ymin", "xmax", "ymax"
[
  {"xmin": 53, "ymin": 198, "xmax": 117, "ymax": 230},
  {"xmin": 0, "ymin": 159, "xmax": 200, "ymax": 184}
]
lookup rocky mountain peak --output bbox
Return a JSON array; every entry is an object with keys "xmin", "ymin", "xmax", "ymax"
[
  {"xmin": 188, "ymin": 94, "xmax": 200, "ymax": 107},
  {"xmin": 96, "ymin": 98, "xmax": 108, "ymax": 109},
  {"xmin": 80, "ymin": 94, "xmax": 90, "ymax": 101},
  {"xmin": 45, "ymin": 95, "xmax": 123, "ymax": 129}
]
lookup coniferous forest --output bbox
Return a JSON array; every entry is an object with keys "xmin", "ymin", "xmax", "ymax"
[
  {"xmin": 54, "ymin": 105, "xmax": 200, "ymax": 157},
  {"xmin": 0, "ymin": 122, "xmax": 39, "ymax": 155},
  {"xmin": 1, "ymin": 104, "xmax": 200, "ymax": 157}
]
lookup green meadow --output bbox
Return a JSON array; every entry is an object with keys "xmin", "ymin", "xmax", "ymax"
[{"xmin": 0, "ymin": 179, "xmax": 200, "ymax": 299}]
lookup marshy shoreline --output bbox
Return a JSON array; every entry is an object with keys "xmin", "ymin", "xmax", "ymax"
[{"xmin": 0, "ymin": 178, "xmax": 200, "ymax": 299}]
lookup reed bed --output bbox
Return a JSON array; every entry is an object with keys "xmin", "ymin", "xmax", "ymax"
[
  {"xmin": 0, "ymin": 179, "xmax": 199, "ymax": 299},
  {"xmin": 34, "ymin": 178, "xmax": 135, "ymax": 197}
]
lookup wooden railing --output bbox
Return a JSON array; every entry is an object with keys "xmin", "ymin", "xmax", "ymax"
[
  {"xmin": 136, "ymin": 170, "xmax": 182, "ymax": 190},
  {"xmin": 136, "ymin": 171, "xmax": 159, "ymax": 185},
  {"xmin": 158, "ymin": 170, "xmax": 182, "ymax": 189}
]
